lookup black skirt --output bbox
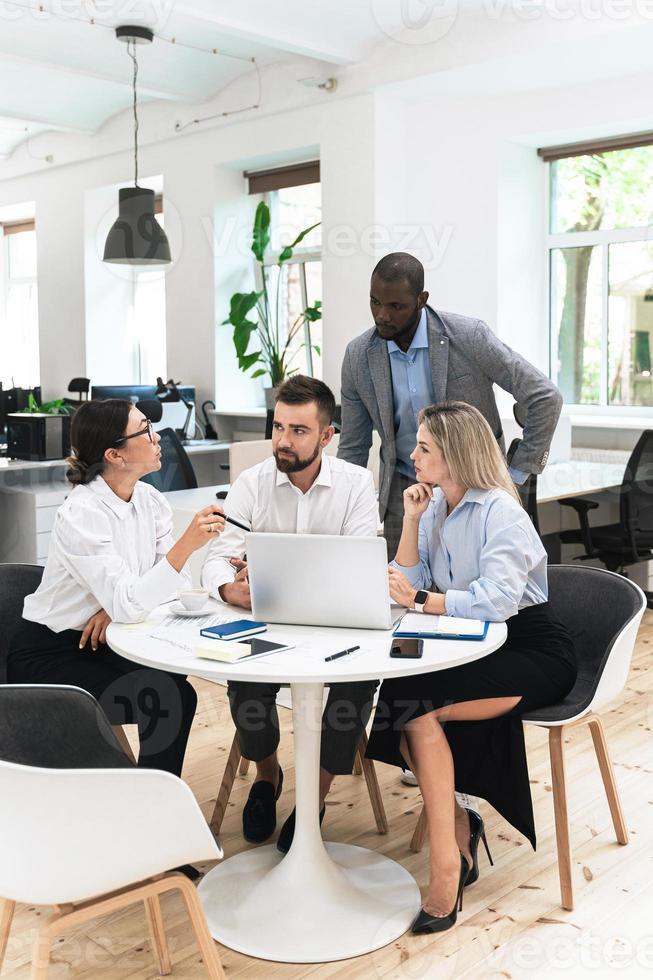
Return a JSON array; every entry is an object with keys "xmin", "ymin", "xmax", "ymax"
[{"xmin": 365, "ymin": 602, "xmax": 577, "ymax": 848}]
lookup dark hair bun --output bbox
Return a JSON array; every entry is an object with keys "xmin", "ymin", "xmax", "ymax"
[{"xmin": 65, "ymin": 455, "xmax": 90, "ymax": 486}]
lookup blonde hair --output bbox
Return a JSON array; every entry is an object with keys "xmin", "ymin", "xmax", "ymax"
[{"xmin": 418, "ymin": 401, "xmax": 521, "ymax": 505}]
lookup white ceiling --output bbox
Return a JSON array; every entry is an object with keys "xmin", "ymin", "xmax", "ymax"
[
  {"xmin": 0, "ymin": 0, "xmax": 397, "ymax": 157},
  {"xmin": 0, "ymin": 1, "xmax": 650, "ymax": 159}
]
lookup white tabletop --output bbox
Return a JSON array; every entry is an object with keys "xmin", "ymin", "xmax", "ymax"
[{"xmin": 107, "ymin": 600, "xmax": 507, "ymax": 685}]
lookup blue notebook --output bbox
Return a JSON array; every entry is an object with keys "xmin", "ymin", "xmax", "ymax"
[
  {"xmin": 200, "ymin": 619, "xmax": 267, "ymax": 641},
  {"xmin": 394, "ymin": 613, "xmax": 489, "ymax": 641}
]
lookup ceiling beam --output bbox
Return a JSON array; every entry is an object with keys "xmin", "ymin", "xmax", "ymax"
[{"xmin": 173, "ymin": 2, "xmax": 360, "ymax": 65}]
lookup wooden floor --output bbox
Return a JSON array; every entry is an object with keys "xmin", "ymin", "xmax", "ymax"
[{"xmin": 4, "ymin": 613, "xmax": 653, "ymax": 979}]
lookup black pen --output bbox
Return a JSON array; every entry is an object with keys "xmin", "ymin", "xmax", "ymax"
[
  {"xmin": 324, "ymin": 645, "xmax": 360, "ymax": 663},
  {"xmin": 213, "ymin": 499, "xmax": 251, "ymax": 534}
]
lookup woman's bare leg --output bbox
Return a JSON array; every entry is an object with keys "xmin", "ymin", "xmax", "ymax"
[{"xmin": 404, "ymin": 695, "xmax": 522, "ymax": 917}]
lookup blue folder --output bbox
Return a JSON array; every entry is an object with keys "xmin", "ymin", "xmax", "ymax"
[{"xmin": 393, "ymin": 620, "xmax": 489, "ymax": 641}]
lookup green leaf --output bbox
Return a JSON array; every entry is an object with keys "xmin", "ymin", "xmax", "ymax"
[
  {"xmin": 222, "ymin": 291, "xmax": 261, "ymax": 327},
  {"xmin": 238, "ymin": 351, "xmax": 261, "ymax": 371},
  {"xmin": 278, "ymin": 221, "xmax": 321, "ymax": 264},
  {"xmin": 233, "ymin": 321, "xmax": 256, "ymax": 358},
  {"xmin": 312, "ymin": 345, "xmax": 321, "ymax": 355},
  {"xmin": 304, "ymin": 302, "xmax": 322, "ymax": 322},
  {"xmin": 251, "ymin": 201, "xmax": 271, "ymax": 262},
  {"xmin": 251, "ymin": 369, "xmax": 267, "ymax": 379}
]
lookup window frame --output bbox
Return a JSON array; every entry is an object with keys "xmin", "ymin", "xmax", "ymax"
[
  {"xmin": 253, "ymin": 186, "xmax": 322, "ymax": 378},
  {"xmin": 547, "ymin": 160, "xmax": 653, "ymax": 415},
  {"xmin": 1, "ymin": 221, "xmax": 40, "ymax": 388}
]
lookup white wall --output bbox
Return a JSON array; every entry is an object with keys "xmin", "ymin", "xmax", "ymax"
[{"xmin": 3, "ymin": 45, "xmax": 653, "ymax": 409}]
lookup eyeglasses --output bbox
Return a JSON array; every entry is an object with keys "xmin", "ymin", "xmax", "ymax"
[{"xmin": 114, "ymin": 419, "xmax": 154, "ymax": 447}]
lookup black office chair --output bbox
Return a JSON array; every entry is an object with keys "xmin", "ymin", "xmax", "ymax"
[
  {"xmin": 558, "ymin": 429, "xmax": 653, "ymax": 606},
  {"xmin": 65, "ymin": 378, "xmax": 90, "ymax": 404},
  {"xmin": 0, "ymin": 563, "xmax": 44, "ymax": 684},
  {"xmin": 140, "ymin": 427, "xmax": 198, "ymax": 493}
]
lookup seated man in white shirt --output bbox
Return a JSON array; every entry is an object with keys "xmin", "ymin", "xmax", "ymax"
[{"xmin": 202, "ymin": 375, "xmax": 379, "ymax": 853}]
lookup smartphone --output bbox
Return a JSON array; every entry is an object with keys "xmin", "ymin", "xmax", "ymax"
[
  {"xmin": 236, "ymin": 637, "xmax": 290, "ymax": 658},
  {"xmin": 390, "ymin": 638, "xmax": 424, "ymax": 659}
]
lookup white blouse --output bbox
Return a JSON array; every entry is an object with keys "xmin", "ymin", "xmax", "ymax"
[{"xmin": 23, "ymin": 476, "xmax": 191, "ymax": 632}]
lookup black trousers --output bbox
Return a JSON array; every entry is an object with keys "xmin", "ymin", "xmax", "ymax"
[
  {"xmin": 7, "ymin": 618, "xmax": 197, "ymax": 778},
  {"xmin": 227, "ymin": 680, "xmax": 378, "ymax": 776}
]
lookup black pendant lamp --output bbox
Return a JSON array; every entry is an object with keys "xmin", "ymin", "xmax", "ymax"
[{"xmin": 103, "ymin": 25, "xmax": 171, "ymax": 265}]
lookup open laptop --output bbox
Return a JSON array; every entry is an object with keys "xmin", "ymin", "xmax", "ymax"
[{"xmin": 247, "ymin": 532, "xmax": 400, "ymax": 630}]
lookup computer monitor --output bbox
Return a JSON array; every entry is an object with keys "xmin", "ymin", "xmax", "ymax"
[{"xmin": 91, "ymin": 384, "xmax": 196, "ymax": 438}]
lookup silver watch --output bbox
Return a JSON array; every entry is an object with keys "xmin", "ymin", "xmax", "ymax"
[{"xmin": 413, "ymin": 589, "xmax": 429, "ymax": 613}]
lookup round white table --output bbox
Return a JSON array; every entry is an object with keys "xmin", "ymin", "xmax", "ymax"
[{"xmin": 108, "ymin": 606, "xmax": 506, "ymax": 963}]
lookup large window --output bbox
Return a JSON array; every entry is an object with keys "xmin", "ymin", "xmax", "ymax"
[
  {"xmin": 0, "ymin": 220, "xmax": 39, "ymax": 388},
  {"xmin": 259, "ymin": 181, "xmax": 322, "ymax": 379},
  {"xmin": 548, "ymin": 143, "xmax": 653, "ymax": 409}
]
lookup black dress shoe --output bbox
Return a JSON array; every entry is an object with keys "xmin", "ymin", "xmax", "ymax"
[
  {"xmin": 411, "ymin": 855, "xmax": 469, "ymax": 935},
  {"xmin": 242, "ymin": 766, "xmax": 283, "ymax": 843},
  {"xmin": 172, "ymin": 864, "xmax": 201, "ymax": 880},
  {"xmin": 277, "ymin": 803, "xmax": 326, "ymax": 853},
  {"xmin": 463, "ymin": 807, "xmax": 494, "ymax": 886}
]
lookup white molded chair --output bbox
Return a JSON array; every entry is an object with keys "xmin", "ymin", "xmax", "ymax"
[
  {"xmin": 0, "ymin": 685, "xmax": 225, "ymax": 979},
  {"xmin": 228, "ymin": 439, "xmax": 272, "ymax": 481},
  {"xmin": 409, "ymin": 566, "xmax": 646, "ymax": 911}
]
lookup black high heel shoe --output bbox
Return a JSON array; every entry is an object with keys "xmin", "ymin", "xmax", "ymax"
[
  {"xmin": 411, "ymin": 855, "xmax": 469, "ymax": 935},
  {"xmin": 463, "ymin": 807, "xmax": 494, "ymax": 886}
]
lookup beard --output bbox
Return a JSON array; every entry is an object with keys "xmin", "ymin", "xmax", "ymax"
[{"xmin": 274, "ymin": 441, "xmax": 321, "ymax": 473}]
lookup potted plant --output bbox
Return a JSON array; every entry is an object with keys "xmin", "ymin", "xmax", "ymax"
[{"xmin": 223, "ymin": 201, "xmax": 322, "ymax": 405}]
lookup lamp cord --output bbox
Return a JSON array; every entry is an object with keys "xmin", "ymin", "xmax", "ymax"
[{"xmin": 127, "ymin": 39, "xmax": 139, "ymax": 187}]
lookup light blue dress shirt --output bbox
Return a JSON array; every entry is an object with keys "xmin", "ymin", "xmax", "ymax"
[
  {"xmin": 387, "ymin": 309, "xmax": 528, "ymax": 485},
  {"xmin": 387, "ymin": 309, "xmax": 435, "ymax": 479},
  {"xmin": 391, "ymin": 486, "xmax": 548, "ymax": 622}
]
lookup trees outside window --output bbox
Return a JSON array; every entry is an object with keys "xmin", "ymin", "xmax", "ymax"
[{"xmin": 549, "ymin": 146, "xmax": 653, "ymax": 408}]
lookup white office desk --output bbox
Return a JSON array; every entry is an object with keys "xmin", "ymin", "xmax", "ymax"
[
  {"xmin": 0, "ymin": 445, "xmax": 230, "ymax": 565},
  {"xmin": 536, "ymin": 454, "xmax": 627, "ymax": 504},
  {"xmin": 108, "ymin": 604, "xmax": 506, "ymax": 962}
]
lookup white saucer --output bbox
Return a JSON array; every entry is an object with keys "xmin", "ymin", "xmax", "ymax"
[{"xmin": 169, "ymin": 601, "xmax": 214, "ymax": 618}]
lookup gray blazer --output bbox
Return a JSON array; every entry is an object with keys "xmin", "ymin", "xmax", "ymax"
[{"xmin": 337, "ymin": 306, "xmax": 562, "ymax": 518}]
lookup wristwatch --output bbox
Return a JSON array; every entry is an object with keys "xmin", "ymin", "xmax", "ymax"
[{"xmin": 413, "ymin": 589, "xmax": 429, "ymax": 614}]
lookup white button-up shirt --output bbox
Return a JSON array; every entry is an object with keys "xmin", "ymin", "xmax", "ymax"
[
  {"xmin": 201, "ymin": 452, "xmax": 378, "ymax": 596},
  {"xmin": 23, "ymin": 476, "xmax": 191, "ymax": 632}
]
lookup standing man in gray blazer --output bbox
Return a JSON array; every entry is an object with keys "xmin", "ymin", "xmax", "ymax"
[{"xmin": 337, "ymin": 253, "xmax": 563, "ymax": 559}]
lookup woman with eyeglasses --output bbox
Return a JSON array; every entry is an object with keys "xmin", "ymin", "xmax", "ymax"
[{"xmin": 7, "ymin": 399, "xmax": 226, "ymax": 778}]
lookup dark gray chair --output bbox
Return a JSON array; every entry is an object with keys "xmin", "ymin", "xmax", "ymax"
[
  {"xmin": 141, "ymin": 427, "xmax": 198, "ymax": 492},
  {"xmin": 0, "ymin": 684, "xmax": 133, "ymax": 770},
  {"xmin": 0, "ymin": 563, "xmax": 43, "ymax": 684},
  {"xmin": 410, "ymin": 565, "xmax": 646, "ymax": 911},
  {"xmin": 0, "ymin": 563, "xmax": 137, "ymax": 762}
]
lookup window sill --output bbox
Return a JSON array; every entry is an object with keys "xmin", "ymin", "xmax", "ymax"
[{"xmin": 569, "ymin": 414, "xmax": 653, "ymax": 429}]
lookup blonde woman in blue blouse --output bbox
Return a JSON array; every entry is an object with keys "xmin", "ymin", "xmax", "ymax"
[{"xmin": 366, "ymin": 401, "xmax": 577, "ymax": 935}]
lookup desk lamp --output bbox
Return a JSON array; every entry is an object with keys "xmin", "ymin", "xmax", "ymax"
[{"xmin": 155, "ymin": 377, "xmax": 194, "ymax": 441}]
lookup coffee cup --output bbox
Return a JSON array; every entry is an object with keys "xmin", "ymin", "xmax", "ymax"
[{"xmin": 179, "ymin": 589, "xmax": 209, "ymax": 611}]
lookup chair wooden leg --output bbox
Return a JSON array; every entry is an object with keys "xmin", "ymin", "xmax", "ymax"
[
  {"xmin": 410, "ymin": 805, "xmax": 428, "ymax": 853},
  {"xmin": 144, "ymin": 895, "xmax": 172, "ymax": 975},
  {"xmin": 549, "ymin": 726, "xmax": 574, "ymax": 911},
  {"xmin": 210, "ymin": 732, "xmax": 242, "ymax": 835},
  {"xmin": 238, "ymin": 756, "xmax": 250, "ymax": 776},
  {"xmin": 352, "ymin": 752, "xmax": 363, "ymax": 776},
  {"xmin": 111, "ymin": 725, "xmax": 137, "ymax": 765},
  {"xmin": 0, "ymin": 899, "xmax": 15, "ymax": 973},
  {"xmin": 587, "ymin": 715, "xmax": 629, "ymax": 846},
  {"xmin": 31, "ymin": 923, "xmax": 54, "ymax": 980},
  {"xmin": 357, "ymin": 731, "xmax": 388, "ymax": 834},
  {"xmin": 174, "ymin": 876, "xmax": 225, "ymax": 980}
]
